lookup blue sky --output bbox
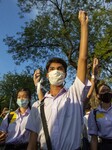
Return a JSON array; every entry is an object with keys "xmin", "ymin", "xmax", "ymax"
[
  {"xmin": 0, "ymin": 0, "xmax": 36, "ymax": 79},
  {"xmin": 0, "ymin": 0, "xmax": 74, "ymax": 87}
]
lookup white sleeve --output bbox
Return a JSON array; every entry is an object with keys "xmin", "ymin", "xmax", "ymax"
[
  {"xmin": 26, "ymin": 102, "xmax": 42, "ymax": 134},
  {"xmin": 68, "ymin": 76, "xmax": 91, "ymax": 104}
]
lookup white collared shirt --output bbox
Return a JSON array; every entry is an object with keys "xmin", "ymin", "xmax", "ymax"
[
  {"xmin": 0, "ymin": 108, "xmax": 30, "ymax": 144},
  {"xmin": 26, "ymin": 77, "xmax": 91, "ymax": 150}
]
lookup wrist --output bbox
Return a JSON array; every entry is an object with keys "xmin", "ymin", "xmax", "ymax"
[{"xmin": 81, "ymin": 23, "xmax": 88, "ymax": 28}]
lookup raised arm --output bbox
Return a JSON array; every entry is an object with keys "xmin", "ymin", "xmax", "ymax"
[
  {"xmin": 33, "ymin": 69, "xmax": 44, "ymax": 100},
  {"xmin": 87, "ymin": 58, "xmax": 99, "ymax": 99},
  {"xmin": 83, "ymin": 58, "xmax": 99, "ymax": 110},
  {"xmin": 77, "ymin": 10, "xmax": 88, "ymax": 83}
]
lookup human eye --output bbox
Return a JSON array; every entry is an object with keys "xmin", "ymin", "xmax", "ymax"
[
  {"xmin": 49, "ymin": 67, "xmax": 55, "ymax": 71},
  {"xmin": 58, "ymin": 66, "xmax": 64, "ymax": 71}
]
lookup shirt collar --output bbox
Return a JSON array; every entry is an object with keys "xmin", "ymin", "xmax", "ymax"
[
  {"xmin": 44, "ymin": 87, "xmax": 67, "ymax": 98},
  {"xmin": 16, "ymin": 107, "xmax": 30, "ymax": 115},
  {"xmin": 97, "ymin": 104, "xmax": 112, "ymax": 112}
]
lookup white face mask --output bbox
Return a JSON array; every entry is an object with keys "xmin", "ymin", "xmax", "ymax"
[
  {"xmin": 17, "ymin": 99, "xmax": 29, "ymax": 108},
  {"xmin": 48, "ymin": 70, "xmax": 65, "ymax": 86}
]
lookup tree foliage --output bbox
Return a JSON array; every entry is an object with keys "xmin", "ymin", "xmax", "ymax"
[{"xmin": 3, "ymin": 0, "xmax": 112, "ymax": 84}]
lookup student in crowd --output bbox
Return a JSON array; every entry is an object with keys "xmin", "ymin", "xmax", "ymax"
[
  {"xmin": 0, "ymin": 108, "xmax": 9, "ymax": 125},
  {"xmin": 26, "ymin": 10, "xmax": 91, "ymax": 150},
  {"xmin": 83, "ymin": 58, "xmax": 99, "ymax": 112},
  {"xmin": 0, "ymin": 88, "xmax": 31, "ymax": 150},
  {"xmin": 82, "ymin": 58, "xmax": 99, "ymax": 150},
  {"xmin": 88, "ymin": 83, "xmax": 112, "ymax": 150}
]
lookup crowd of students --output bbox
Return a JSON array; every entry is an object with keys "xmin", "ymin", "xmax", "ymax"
[{"xmin": 0, "ymin": 10, "xmax": 112, "ymax": 150}]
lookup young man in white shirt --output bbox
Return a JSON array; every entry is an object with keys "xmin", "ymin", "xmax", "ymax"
[{"xmin": 26, "ymin": 10, "xmax": 91, "ymax": 150}]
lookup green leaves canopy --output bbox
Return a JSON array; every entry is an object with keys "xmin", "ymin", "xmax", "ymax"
[
  {"xmin": 3, "ymin": 0, "xmax": 112, "ymax": 84},
  {"xmin": 0, "ymin": 72, "xmax": 36, "ymax": 111}
]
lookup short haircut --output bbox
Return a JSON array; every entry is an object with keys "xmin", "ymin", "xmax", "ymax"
[{"xmin": 46, "ymin": 57, "xmax": 67, "ymax": 72}]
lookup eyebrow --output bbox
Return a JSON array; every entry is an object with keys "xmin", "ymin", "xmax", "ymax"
[{"xmin": 49, "ymin": 66, "xmax": 63, "ymax": 69}]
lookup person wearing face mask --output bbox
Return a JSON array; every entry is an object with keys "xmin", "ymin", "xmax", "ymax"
[
  {"xmin": 26, "ymin": 10, "xmax": 91, "ymax": 150},
  {"xmin": 88, "ymin": 83, "xmax": 112, "ymax": 150},
  {"xmin": 0, "ymin": 88, "xmax": 31, "ymax": 150}
]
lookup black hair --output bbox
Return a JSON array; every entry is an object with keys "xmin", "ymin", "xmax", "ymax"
[
  {"xmin": 97, "ymin": 83, "xmax": 111, "ymax": 94},
  {"xmin": 46, "ymin": 57, "xmax": 67, "ymax": 72}
]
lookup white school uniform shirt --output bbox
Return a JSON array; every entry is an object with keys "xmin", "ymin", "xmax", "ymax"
[
  {"xmin": 0, "ymin": 108, "xmax": 30, "ymax": 144},
  {"xmin": 26, "ymin": 77, "xmax": 91, "ymax": 150},
  {"xmin": 83, "ymin": 111, "xmax": 91, "ymax": 142}
]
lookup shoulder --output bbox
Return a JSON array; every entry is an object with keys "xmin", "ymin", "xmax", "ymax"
[
  {"xmin": 32, "ymin": 101, "xmax": 40, "ymax": 108},
  {"xmin": 30, "ymin": 101, "xmax": 41, "ymax": 115},
  {"xmin": 72, "ymin": 77, "xmax": 91, "ymax": 93}
]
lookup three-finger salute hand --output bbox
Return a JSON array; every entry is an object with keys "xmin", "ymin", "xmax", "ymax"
[{"xmin": 78, "ymin": 10, "xmax": 88, "ymax": 25}]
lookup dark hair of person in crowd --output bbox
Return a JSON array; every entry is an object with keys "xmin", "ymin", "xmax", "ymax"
[
  {"xmin": 46, "ymin": 57, "xmax": 67, "ymax": 73},
  {"xmin": 97, "ymin": 83, "xmax": 111, "ymax": 93}
]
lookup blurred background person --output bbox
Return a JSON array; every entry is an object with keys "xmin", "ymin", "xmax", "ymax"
[
  {"xmin": 88, "ymin": 83, "xmax": 112, "ymax": 150},
  {"xmin": 0, "ymin": 108, "xmax": 9, "ymax": 125},
  {"xmin": 0, "ymin": 88, "xmax": 31, "ymax": 150}
]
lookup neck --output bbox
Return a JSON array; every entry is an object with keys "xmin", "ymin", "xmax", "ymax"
[
  {"xmin": 101, "ymin": 102, "xmax": 111, "ymax": 110},
  {"xmin": 19, "ymin": 107, "xmax": 28, "ymax": 114},
  {"xmin": 50, "ymin": 85, "xmax": 63, "ymax": 96}
]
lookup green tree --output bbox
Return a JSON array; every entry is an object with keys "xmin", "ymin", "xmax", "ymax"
[
  {"xmin": 0, "ymin": 71, "xmax": 36, "ymax": 111},
  {"xmin": 3, "ymin": 0, "xmax": 112, "ymax": 84}
]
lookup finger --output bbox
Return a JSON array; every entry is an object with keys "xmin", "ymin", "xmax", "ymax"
[
  {"xmin": 95, "ymin": 58, "xmax": 99, "ymax": 65},
  {"xmin": 35, "ymin": 72, "xmax": 41, "ymax": 78},
  {"xmin": 79, "ymin": 10, "xmax": 88, "ymax": 22},
  {"xmin": 93, "ymin": 58, "xmax": 98, "ymax": 64},
  {"xmin": 78, "ymin": 11, "xmax": 81, "ymax": 19},
  {"xmin": 34, "ymin": 69, "xmax": 40, "ymax": 74},
  {"xmin": 86, "ymin": 15, "xmax": 88, "ymax": 22},
  {"xmin": 0, "ymin": 133, "xmax": 5, "ymax": 139},
  {"xmin": 34, "ymin": 70, "xmax": 41, "ymax": 78},
  {"xmin": 78, "ymin": 10, "xmax": 84, "ymax": 17}
]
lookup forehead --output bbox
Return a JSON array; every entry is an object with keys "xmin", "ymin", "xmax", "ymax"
[
  {"xmin": 18, "ymin": 91, "xmax": 28, "ymax": 97},
  {"xmin": 48, "ymin": 62, "xmax": 64, "ymax": 69}
]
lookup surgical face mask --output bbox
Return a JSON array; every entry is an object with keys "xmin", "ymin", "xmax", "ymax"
[
  {"xmin": 48, "ymin": 70, "xmax": 65, "ymax": 86},
  {"xmin": 99, "ymin": 93, "xmax": 112, "ymax": 103},
  {"xmin": 17, "ymin": 99, "xmax": 29, "ymax": 108}
]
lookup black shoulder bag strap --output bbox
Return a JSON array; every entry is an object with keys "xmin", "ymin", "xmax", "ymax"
[
  {"xmin": 40, "ymin": 99, "xmax": 52, "ymax": 150},
  {"xmin": 8, "ymin": 113, "xmax": 14, "ymax": 125}
]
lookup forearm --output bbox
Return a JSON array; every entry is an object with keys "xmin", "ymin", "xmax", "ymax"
[
  {"xmin": 87, "ymin": 79, "xmax": 95, "ymax": 99},
  {"xmin": 87, "ymin": 57, "xmax": 98, "ymax": 98},
  {"xmin": 90, "ymin": 135, "xmax": 98, "ymax": 150},
  {"xmin": 38, "ymin": 89, "xmax": 44, "ymax": 101},
  {"xmin": 27, "ymin": 144, "xmax": 37, "ymax": 150},
  {"xmin": 79, "ymin": 24, "xmax": 88, "ymax": 59},
  {"xmin": 77, "ymin": 24, "xmax": 88, "ymax": 83},
  {"xmin": 27, "ymin": 132, "xmax": 38, "ymax": 150}
]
